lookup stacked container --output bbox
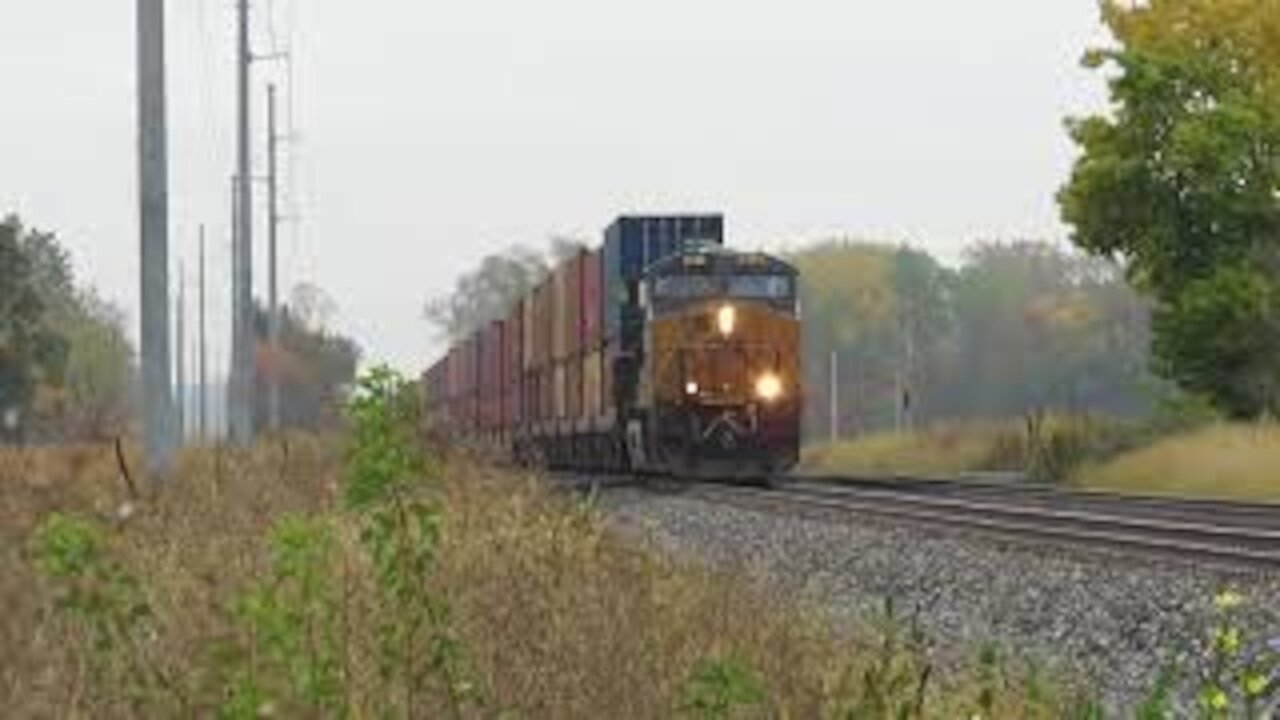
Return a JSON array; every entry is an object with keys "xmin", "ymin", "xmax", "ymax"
[
  {"xmin": 421, "ymin": 214, "xmax": 726, "ymax": 458},
  {"xmin": 504, "ymin": 299, "xmax": 523, "ymax": 435}
]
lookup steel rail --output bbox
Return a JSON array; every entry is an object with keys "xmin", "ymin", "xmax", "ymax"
[
  {"xmin": 687, "ymin": 480, "xmax": 1280, "ymax": 569},
  {"xmin": 796, "ymin": 473, "xmax": 1280, "ymax": 529}
]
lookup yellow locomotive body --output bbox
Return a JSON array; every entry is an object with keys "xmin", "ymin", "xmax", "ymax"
[{"xmin": 629, "ymin": 246, "xmax": 802, "ymax": 479}]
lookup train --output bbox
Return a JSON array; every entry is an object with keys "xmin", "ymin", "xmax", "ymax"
[{"xmin": 421, "ymin": 214, "xmax": 802, "ymax": 480}]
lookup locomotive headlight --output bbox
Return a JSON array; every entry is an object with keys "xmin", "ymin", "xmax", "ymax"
[
  {"xmin": 717, "ymin": 304, "xmax": 737, "ymax": 336},
  {"xmin": 755, "ymin": 373, "xmax": 783, "ymax": 402}
]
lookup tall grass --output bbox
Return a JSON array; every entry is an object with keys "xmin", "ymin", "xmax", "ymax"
[
  {"xmin": 1075, "ymin": 423, "xmax": 1280, "ymax": 501},
  {"xmin": 5, "ymin": 369, "xmax": 1271, "ymax": 716},
  {"xmin": 802, "ymin": 415, "xmax": 1141, "ymax": 483},
  {"xmin": 1, "ymin": 441, "xmax": 1108, "ymax": 717}
]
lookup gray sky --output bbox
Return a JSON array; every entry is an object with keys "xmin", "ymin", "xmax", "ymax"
[{"xmin": 0, "ymin": 1, "xmax": 1110, "ymax": 372}]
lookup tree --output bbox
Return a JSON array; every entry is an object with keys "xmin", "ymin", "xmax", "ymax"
[
  {"xmin": 1059, "ymin": 0, "xmax": 1280, "ymax": 418},
  {"xmin": 37, "ymin": 291, "xmax": 135, "ymax": 441},
  {"xmin": 423, "ymin": 244, "xmax": 550, "ymax": 342},
  {"xmin": 790, "ymin": 238, "xmax": 1155, "ymax": 435},
  {"xmin": 255, "ymin": 287, "xmax": 362, "ymax": 432},
  {"xmin": 0, "ymin": 216, "xmax": 69, "ymax": 442},
  {"xmin": 939, "ymin": 242, "xmax": 1152, "ymax": 419}
]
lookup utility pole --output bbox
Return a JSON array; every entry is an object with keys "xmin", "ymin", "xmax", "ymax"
[
  {"xmin": 176, "ymin": 263, "xmax": 187, "ymax": 444},
  {"xmin": 267, "ymin": 83, "xmax": 282, "ymax": 432},
  {"xmin": 230, "ymin": 0, "xmax": 256, "ymax": 447},
  {"xmin": 198, "ymin": 225, "xmax": 208, "ymax": 442},
  {"xmin": 137, "ymin": 0, "xmax": 174, "ymax": 479},
  {"xmin": 228, "ymin": 176, "xmax": 239, "ymax": 443}
]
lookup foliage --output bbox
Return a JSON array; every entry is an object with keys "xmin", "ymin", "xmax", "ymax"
[
  {"xmin": 424, "ymin": 245, "xmax": 549, "ymax": 342},
  {"xmin": 791, "ymin": 239, "xmax": 1155, "ymax": 437},
  {"xmin": 12, "ymin": 441, "xmax": 1280, "ymax": 718},
  {"xmin": 33, "ymin": 513, "xmax": 176, "ymax": 714},
  {"xmin": 217, "ymin": 516, "xmax": 346, "ymax": 718},
  {"xmin": 0, "ymin": 214, "xmax": 134, "ymax": 443},
  {"xmin": 679, "ymin": 656, "xmax": 767, "ymax": 719},
  {"xmin": 345, "ymin": 365, "xmax": 482, "ymax": 718},
  {"xmin": 422, "ymin": 235, "xmax": 591, "ymax": 343},
  {"xmin": 253, "ymin": 286, "xmax": 362, "ymax": 433},
  {"xmin": 40, "ymin": 290, "xmax": 135, "ymax": 441},
  {"xmin": 835, "ymin": 599, "xmax": 932, "ymax": 719},
  {"xmin": 1196, "ymin": 590, "xmax": 1280, "ymax": 718},
  {"xmin": 1076, "ymin": 423, "xmax": 1280, "ymax": 501},
  {"xmin": 0, "ymin": 216, "xmax": 69, "ymax": 442},
  {"xmin": 1060, "ymin": 0, "xmax": 1280, "ymax": 419}
]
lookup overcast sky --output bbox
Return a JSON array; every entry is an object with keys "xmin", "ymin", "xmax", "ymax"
[{"xmin": 0, "ymin": 1, "xmax": 1110, "ymax": 372}]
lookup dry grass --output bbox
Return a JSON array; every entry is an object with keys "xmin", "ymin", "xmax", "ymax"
[
  {"xmin": 801, "ymin": 423, "xmax": 1025, "ymax": 476},
  {"xmin": 1074, "ymin": 423, "xmax": 1280, "ymax": 501},
  {"xmin": 1, "ymin": 439, "xmax": 1089, "ymax": 718},
  {"xmin": 0, "ymin": 438, "xmax": 342, "ymax": 717}
]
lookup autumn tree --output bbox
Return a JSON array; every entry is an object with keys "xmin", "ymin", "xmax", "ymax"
[
  {"xmin": 790, "ymin": 239, "xmax": 1153, "ymax": 435},
  {"xmin": 254, "ymin": 285, "xmax": 362, "ymax": 432},
  {"xmin": 1060, "ymin": 0, "xmax": 1280, "ymax": 418}
]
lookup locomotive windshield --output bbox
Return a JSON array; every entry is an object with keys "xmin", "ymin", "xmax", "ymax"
[{"xmin": 654, "ymin": 274, "xmax": 793, "ymax": 300}]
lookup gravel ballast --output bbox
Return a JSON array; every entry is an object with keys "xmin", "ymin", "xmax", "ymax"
[{"xmin": 597, "ymin": 485, "xmax": 1280, "ymax": 712}]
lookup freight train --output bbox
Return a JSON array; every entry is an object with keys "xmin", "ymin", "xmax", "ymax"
[{"xmin": 421, "ymin": 215, "xmax": 802, "ymax": 480}]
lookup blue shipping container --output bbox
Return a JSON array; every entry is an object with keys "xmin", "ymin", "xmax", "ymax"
[{"xmin": 600, "ymin": 214, "xmax": 724, "ymax": 345}]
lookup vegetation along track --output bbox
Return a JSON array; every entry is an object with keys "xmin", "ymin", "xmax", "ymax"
[{"xmin": 572, "ymin": 473, "xmax": 1280, "ymax": 570}]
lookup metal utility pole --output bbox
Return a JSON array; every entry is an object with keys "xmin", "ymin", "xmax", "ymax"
[
  {"xmin": 198, "ymin": 226, "xmax": 208, "ymax": 442},
  {"xmin": 230, "ymin": 0, "xmax": 256, "ymax": 447},
  {"xmin": 267, "ymin": 83, "xmax": 282, "ymax": 433},
  {"xmin": 137, "ymin": 0, "xmax": 175, "ymax": 478},
  {"xmin": 176, "ymin": 264, "xmax": 187, "ymax": 444},
  {"xmin": 228, "ymin": 176, "xmax": 240, "ymax": 443}
]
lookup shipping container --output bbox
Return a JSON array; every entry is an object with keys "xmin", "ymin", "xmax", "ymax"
[
  {"xmin": 600, "ymin": 341, "xmax": 615, "ymax": 416},
  {"xmin": 565, "ymin": 252, "xmax": 584, "ymax": 357},
  {"xmin": 581, "ymin": 250, "xmax": 603, "ymax": 349},
  {"xmin": 541, "ymin": 366, "xmax": 554, "ymax": 425},
  {"xmin": 583, "ymin": 348, "xmax": 603, "ymax": 422},
  {"xmin": 505, "ymin": 301, "xmax": 523, "ymax": 428},
  {"xmin": 532, "ymin": 279, "xmax": 552, "ymax": 369},
  {"xmin": 478, "ymin": 321, "xmax": 501, "ymax": 431},
  {"xmin": 567, "ymin": 355, "xmax": 583, "ymax": 422},
  {"xmin": 602, "ymin": 215, "xmax": 724, "ymax": 345},
  {"xmin": 522, "ymin": 291, "xmax": 536, "ymax": 371},
  {"xmin": 553, "ymin": 364, "xmax": 567, "ymax": 420},
  {"xmin": 551, "ymin": 262, "xmax": 569, "ymax": 361}
]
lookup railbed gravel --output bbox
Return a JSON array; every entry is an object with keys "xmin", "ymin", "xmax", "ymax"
[{"xmin": 594, "ymin": 483, "xmax": 1280, "ymax": 714}]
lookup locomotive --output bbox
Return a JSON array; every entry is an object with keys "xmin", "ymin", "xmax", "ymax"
[{"xmin": 421, "ymin": 215, "xmax": 802, "ymax": 480}]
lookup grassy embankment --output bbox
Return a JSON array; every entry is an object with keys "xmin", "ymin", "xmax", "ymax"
[
  {"xmin": 803, "ymin": 420, "xmax": 1280, "ymax": 502},
  {"xmin": 3, "ymin": 438, "xmax": 1103, "ymax": 718}
]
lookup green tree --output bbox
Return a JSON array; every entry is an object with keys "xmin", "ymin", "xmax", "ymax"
[
  {"xmin": 41, "ymin": 291, "xmax": 135, "ymax": 441},
  {"xmin": 1060, "ymin": 0, "xmax": 1280, "ymax": 418},
  {"xmin": 0, "ymin": 216, "xmax": 69, "ymax": 442}
]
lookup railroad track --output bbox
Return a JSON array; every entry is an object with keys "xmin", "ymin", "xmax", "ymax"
[
  {"xmin": 564, "ymin": 472, "xmax": 1280, "ymax": 570},
  {"xmin": 685, "ymin": 476, "xmax": 1280, "ymax": 570}
]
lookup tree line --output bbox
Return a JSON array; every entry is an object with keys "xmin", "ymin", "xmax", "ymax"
[
  {"xmin": 793, "ymin": 240, "xmax": 1155, "ymax": 437},
  {"xmin": 0, "ymin": 214, "xmax": 360, "ymax": 445},
  {"xmin": 0, "ymin": 216, "xmax": 133, "ymax": 443}
]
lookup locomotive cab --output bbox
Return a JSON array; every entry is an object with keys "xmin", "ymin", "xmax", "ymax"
[{"xmin": 635, "ymin": 245, "xmax": 802, "ymax": 479}]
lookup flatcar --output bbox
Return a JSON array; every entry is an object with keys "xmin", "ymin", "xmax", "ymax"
[{"xmin": 421, "ymin": 214, "xmax": 802, "ymax": 480}]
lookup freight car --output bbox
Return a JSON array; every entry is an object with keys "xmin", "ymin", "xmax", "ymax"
[{"xmin": 422, "ymin": 215, "xmax": 802, "ymax": 480}]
